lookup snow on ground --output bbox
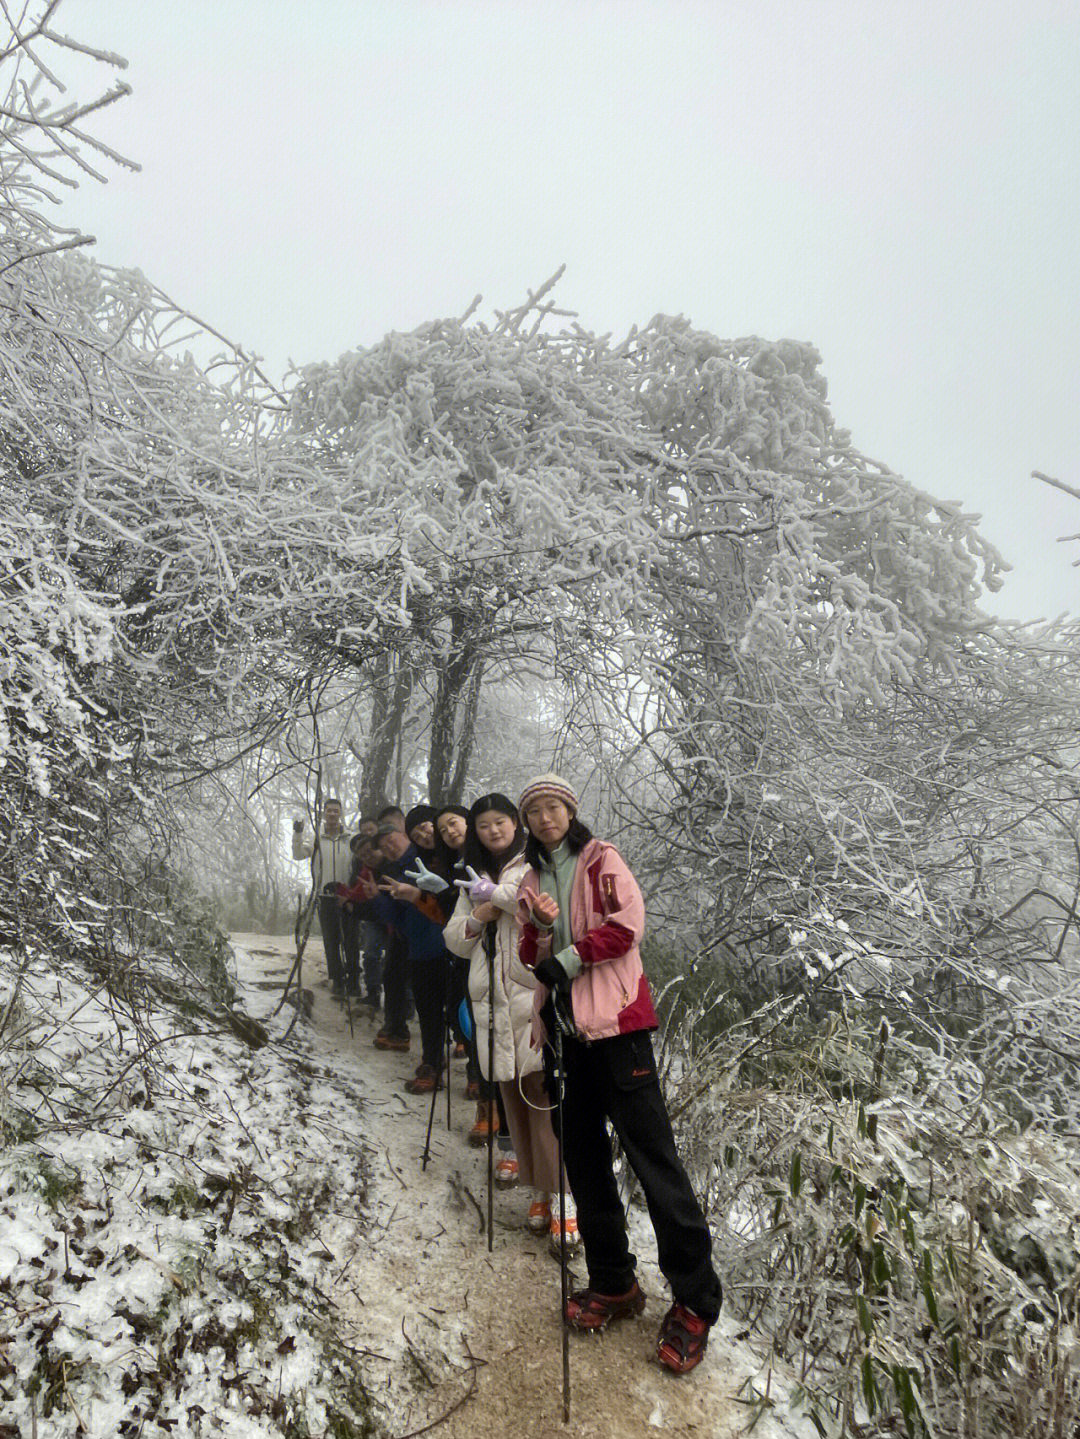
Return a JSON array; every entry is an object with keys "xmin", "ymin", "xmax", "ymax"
[{"xmin": 0, "ymin": 931, "xmax": 818, "ymax": 1437}]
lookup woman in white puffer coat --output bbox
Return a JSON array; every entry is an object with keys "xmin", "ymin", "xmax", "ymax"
[{"xmin": 445, "ymin": 792, "xmax": 577, "ymax": 1251}]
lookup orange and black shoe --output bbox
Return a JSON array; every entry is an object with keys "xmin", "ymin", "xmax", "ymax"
[
  {"xmin": 467, "ymin": 1102, "xmax": 495, "ymax": 1148},
  {"xmin": 403, "ymin": 1064, "xmax": 441, "ymax": 1095},
  {"xmin": 374, "ymin": 1030, "xmax": 410, "ymax": 1052},
  {"xmin": 656, "ymin": 1301, "xmax": 711, "ymax": 1374},
  {"xmin": 564, "ymin": 1281, "xmax": 646, "ymax": 1332}
]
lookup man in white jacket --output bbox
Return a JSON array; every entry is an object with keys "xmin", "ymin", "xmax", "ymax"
[{"xmin": 292, "ymin": 799, "xmax": 353, "ymax": 995}]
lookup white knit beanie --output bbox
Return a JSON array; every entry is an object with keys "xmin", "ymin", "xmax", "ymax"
[{"xmin": 518, "ymin": 773, "xmax": 579, "ymax": 816}]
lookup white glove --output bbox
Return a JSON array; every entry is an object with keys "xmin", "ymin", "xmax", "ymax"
[{"xmin": 403, "ymin": 856, "xmax": 450, "ymax": 894}]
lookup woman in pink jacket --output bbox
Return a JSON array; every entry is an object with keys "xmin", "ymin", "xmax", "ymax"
[{"xmin": 518, "ymin": 774, "xmax": 722, "ymax": 1375}]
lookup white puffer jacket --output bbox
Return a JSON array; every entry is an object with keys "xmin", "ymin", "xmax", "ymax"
[{"xmin": 444, "ymin": 853, "xmax": 538, "ymax": 1083}]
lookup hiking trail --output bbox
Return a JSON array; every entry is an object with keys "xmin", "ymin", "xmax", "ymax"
[{"xmin": 231, "ymin": 932, "xmax": 815, "ymax": 1439}]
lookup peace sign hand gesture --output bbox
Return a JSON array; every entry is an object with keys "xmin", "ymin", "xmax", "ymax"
[
  {"xmin": 453, "ymin": 865, "xmax": 496, "ymax": 904},
  {"xmin": 403, "ymin": 855, "xmax": 450, "ymax": 894}
]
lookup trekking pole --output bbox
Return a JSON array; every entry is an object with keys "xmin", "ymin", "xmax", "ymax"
[
  {"xmin": 445, "ymin": 955, "xmax": 453, "ymax": 1133},
  {"xmin": 554, "ymin": 1017, "xmax": 571, "ymax": 1423},
  {"xmin": 421, "ymin": 1058, "xmax": 438, "ymax": 1170},
  {"xmin": 422, "ymin": 956, "xmax": 454, "ymax": 1171},
  {"xmin": 485, "ymin": 924, "xmax": 496, "ymax": 1253}
]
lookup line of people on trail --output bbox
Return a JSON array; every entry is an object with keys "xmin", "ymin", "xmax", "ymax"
[{"xmin": 291, "ymin": 775, "xmax": 723, "ymax": 1376}]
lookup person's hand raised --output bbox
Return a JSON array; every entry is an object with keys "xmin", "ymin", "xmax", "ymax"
[
  {"xmin": 529, "ymin": 891, "xmax": 560, "ymax": 926},
  {"xmin": 454, "ymin": 865, "xmax": 495, "ymax": 903}
]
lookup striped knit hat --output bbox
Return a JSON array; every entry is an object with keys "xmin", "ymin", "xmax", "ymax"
[{"xmin": 518, "ymin": 773, "xmax": 579, "ymax": 816}]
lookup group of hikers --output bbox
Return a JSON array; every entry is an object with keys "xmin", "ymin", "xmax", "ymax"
[{"xmin": 290, "ymin": 775, "xmax": 723, "ymax": 1376}]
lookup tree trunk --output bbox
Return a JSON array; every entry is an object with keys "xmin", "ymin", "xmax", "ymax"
[
  {"xmin": 359, "ymin": 653, "xmax": 414, "ymax": 814},
  {"xmin": 447, "ymin": 658, "xmax": 484, "ymax": 803},
  {"xmin": 427, "ymin": 612, "xmax": 483, "ymax": 805}
]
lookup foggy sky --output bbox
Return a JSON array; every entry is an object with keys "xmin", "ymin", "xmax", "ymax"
[{"xmin": 57, "ymin": 0, "xmax": 1080, "ymax": 622}]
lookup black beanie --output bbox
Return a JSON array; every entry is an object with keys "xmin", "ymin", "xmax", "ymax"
[{"xmin": 404, "ymin": 804, "xmax": 437, "ymax": 834}]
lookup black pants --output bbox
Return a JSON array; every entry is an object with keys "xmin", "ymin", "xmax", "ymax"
[
  {"xmin": 317, "ymin": 896, "xmax": 345, "ymax": 989},
  {"xmin": 357, "ymin": 920, "xmax": 385, "ymax": 1004},
  {"xmin": 448, "ymin": 956, "xmax": 469, "ymax": 1045},
  {"xmin": 550, "ymin": 1029, "xmax": 722, "ymax": 1323},
  {"xmin": 339, "ymin": 908, "xmax": 362, "ymax": 994},
  {"xmin": 381, "ymin": 931, "xmax": 411, "ymax": 1040},
  {"xmin": 410, "ymin": 951, "xmax": 450, "ymax": 1072}
]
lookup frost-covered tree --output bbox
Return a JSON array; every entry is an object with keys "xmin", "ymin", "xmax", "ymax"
[
  {"xmin": 284, "ymin": 288, "xmax": 1007, "ymax": 808},
  {"xmin": 0, "ymin": 9, "xmax": 319, "ymax": 958}
]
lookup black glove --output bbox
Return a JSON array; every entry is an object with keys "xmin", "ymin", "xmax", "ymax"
[
  {"xmin": 550, "ymin": 987, "xmax": 576, "ymax": 1037},
  {"xmin": 534, "ymin": 953, "xmax": 572, "ymax": 992},
  {"xmin": 536, "ymin": 955, "xmax": 576, "ymax": 1039}
]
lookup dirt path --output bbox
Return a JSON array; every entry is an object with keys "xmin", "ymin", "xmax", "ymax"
[{"xmin": 231, "ymin": 932, "xmax": 811, "ymax": 1439}]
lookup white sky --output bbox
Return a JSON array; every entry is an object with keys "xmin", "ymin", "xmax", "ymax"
[{"xmin": 54, "ymin": 0, "xmax": 1080, "ymax": 622}]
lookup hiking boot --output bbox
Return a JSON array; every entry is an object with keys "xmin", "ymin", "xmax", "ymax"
[
  {"xmin": 565, "ymin": 1281, "xmax": 646, "ymax": 1332},
  {"xmin": 374, "ymin": 1030, "xmax": 410, "ymax": 1052},
  {"xmin": 467, "ymin": 1102, "xmax": 495, "ymax": 1148},
  {"xmin": 656, "ymin": 1301, "xmax": 711, "ymax": 1374},
  {"xmin": 526, "ymin": 1198, "xmax": 552, "ymax": 1233},
  {"xmin": 494, "ymin": 1156, "xmax": 519, "ymax": 1189},
  {"xmin": 404, "ymin": 1064, "xmax": 441, "ymax": 1095},
  {"xmin": 549, "ymin": 1211, "xmax": 581, "ymax": 1257}
]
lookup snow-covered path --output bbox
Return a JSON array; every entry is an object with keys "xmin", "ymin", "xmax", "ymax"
[{"xmin": 232, "ymin": 932, "xmax": 815, "ymax": 1439}]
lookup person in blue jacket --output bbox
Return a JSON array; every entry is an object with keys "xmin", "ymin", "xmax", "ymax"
[{"xmin": 376, "ymin": 819, "xmax": 452, "ymax": 1094}]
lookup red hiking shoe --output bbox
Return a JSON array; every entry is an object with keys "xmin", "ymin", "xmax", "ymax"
[
  {"xmin": 564, "ymin": 1281, "xmax": 646, "ymax": 1332},
  {"xmin": 656, "ymin": 1301, "xmax": 710, "ymax": 1374}
]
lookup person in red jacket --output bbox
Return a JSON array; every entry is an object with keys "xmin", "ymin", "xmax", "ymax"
[{"xmin": 517, "ymin": 773, "xmax": 722, "ymax": 1375}]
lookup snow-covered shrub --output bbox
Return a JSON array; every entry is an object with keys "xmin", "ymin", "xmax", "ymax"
[
  {"xmin": 663, "ymin": 999, "xmax": 1080, "ymax": 1439},
  {"xmin": 0, "ymin": 956, "xmax": 378, "ymax": 1439}
]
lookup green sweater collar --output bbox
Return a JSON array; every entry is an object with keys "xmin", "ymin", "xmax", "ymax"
[{"xmin": 539, "ymin": 841, "xmax": 579, "ymax": 953}]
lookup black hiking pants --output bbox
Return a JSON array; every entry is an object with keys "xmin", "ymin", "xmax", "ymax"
[
  {"xmin": 550, "ymin": 1028, "xmax": 722, "ymax": 1323},
  {"xmin": 410, "ymin": 951, "xmax": 449, "ymax": 1073},
  {"xmin": 448, "ymin": 956, "xmax": 469, "ymax": 1047},
  {"xmin": 357, "ymin": 920, "xmax": 385, "ymax": 1005},
  {"xmin": 339, "ymin": 907, "xmax": 362, "ymax": 995},
  {"xmin": 381, "ymin": 930, "xmax": 411, "ymax": 1040},
  {"xmin": 317, "ymin": 894, "xmax": 345, "ymax": 990}
]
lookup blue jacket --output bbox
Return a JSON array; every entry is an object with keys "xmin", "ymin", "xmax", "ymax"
[{"xmin": 378, "ymin": 844, "xmax": 447, "ymax": 962}]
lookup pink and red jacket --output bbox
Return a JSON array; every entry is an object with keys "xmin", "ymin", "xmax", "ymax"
[{"xmin": 519, "ymin": 839, "xmax": 658, "ymax": 1044}]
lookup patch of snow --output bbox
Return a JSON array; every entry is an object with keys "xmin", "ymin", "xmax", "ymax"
[{"xmin": 1, "ymin": 930, "xmax": 821, "ymax": 1438}]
